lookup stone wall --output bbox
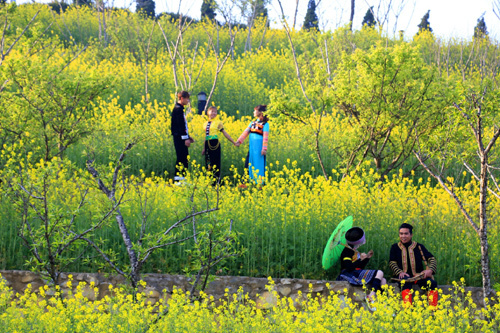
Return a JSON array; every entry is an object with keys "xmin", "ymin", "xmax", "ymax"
[{"xmin": 0, "ymin": 270, "xmax": 487, "ymax": 310}]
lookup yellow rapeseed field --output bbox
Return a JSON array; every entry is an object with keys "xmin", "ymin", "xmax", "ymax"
[{"xmin": 0, "ymin": 276, "xmax": 499, "ymax": 332}]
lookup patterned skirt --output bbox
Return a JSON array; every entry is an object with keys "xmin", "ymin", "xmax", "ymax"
[{"xmin": 336, "ymin": 269, "xmax": 377, "ymax": 286}]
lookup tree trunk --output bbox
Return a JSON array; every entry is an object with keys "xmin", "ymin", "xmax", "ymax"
[
  {"xmin": 349, "ymin": 0, "xmax": 355, "ymax": 31},
  {"xmin": 293, "ymin": 0, "xmax": 299, "ymax": 29},
  {"xmin": 314, "ymin": 128, "xmax": 328, "ymax": 180},
  {"xmin": 114, "ymin": 207, "xmax": 140, "ymax": 288},
  {"xmin": 479, "ymin": 152, "xmax": 493, "ymax": 303}
]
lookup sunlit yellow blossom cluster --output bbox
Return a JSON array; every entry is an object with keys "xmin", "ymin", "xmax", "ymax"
[{"xmin": 0, "ymin": 275, "xmax": 499, "ymax": 332}]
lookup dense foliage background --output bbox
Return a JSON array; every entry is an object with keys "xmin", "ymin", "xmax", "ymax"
[{"xmin": 0, "ymin": 3, "xmax": 498, "ymax": 288}]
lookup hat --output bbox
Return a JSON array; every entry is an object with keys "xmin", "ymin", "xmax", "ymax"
[{"xmin": 345, "ymin": 227, "xmax": 365, "ymax": 247}]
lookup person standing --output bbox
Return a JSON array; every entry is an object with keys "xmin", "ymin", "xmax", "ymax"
[
  {"xmin": 235, "ymin": 105, "xmax": 269, "ymax": 182},
  {"xmin": 389, "ymin": 223, "xmax": 438, "ymax": 307},
  {"xmin": 201, "ymin": 106, "xmax": 236, "ymax": 182},
  {"xmin": 171, "ymin": 91, "xmax": 194, "ymax": 181}
]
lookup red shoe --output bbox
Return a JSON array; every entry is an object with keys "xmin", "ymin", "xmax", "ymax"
[
  {"xmin": 402, "ymin": 289, "xmax": 413, "ymax": 306},
  {"xmin": 428, "ymin": 290, "xmax": 438, "ymax": 308}
]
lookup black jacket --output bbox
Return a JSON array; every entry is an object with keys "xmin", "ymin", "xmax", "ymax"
[
  {"xmin": 389, "ymin": 241, "xmax": 437, "ymax": 277},
  {"xmin": 339, "ymin": 247, "xmax": 370, "ymax": 272},
  {"xmin": 171, "ymin": 102, "xmax": 189, "ymax": 139}
]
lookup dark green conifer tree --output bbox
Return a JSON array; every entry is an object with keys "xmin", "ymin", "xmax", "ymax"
[
  {"xmin": 302, "ymin": 0, "xmax": 319, "ymax": 30},
  {"xmin": 362, "ymin": 6, "xmax": 376, "ymax": 28},
  {"xmin": 73, "ymin": 0, "xmax": 92, "ymax": 6},
  {"xmin": 254, "ymin": 0, "xmax": 268, "ymax": 19},
  {"xmin": 48, "ymin": 1, "xmax": 70, "ymax": 13},
  {"xmin": 201, "ymin": 0, "xmax": 217, "ymax": 21},
  {"xmin": 417, "ymin": 10, "xmax": 432, "ymax": 33},
  {"xmin": 474, "ymin": 16, "xmax": 488, "ymax": 38},
  {"xmin": 136, "ymin": 0, "xmax": 155, "ymax": 18}
]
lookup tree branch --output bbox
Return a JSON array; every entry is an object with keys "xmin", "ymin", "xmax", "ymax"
[
  {"xmin": 415, "ymin": 151, "xmax": 479, "ymax": 234},
  {"xmin": 463, "ymin": 162, "xmax": 500, "ymax": 201},
  {"xmin": 0, "ymin": 10, "xmax": 40, "ymax": 65},
  {"xmin": 79, "ymin": 236, "xmax": 126, "ymax": 276}
]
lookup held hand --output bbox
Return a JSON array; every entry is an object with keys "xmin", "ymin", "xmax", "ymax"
[
  {"xmin": 235, "ymin": 142, "xmax": 240, "ymax": 147},
  {"xmin": 360, "ymin": 253, "xmax": 367, "ymax": 260},
  {"xmin": 422, "ymin": 269, "xmax": 433, "ymax": 279},
  {"xmin": 398, "ymin": 272, "xmax": 410, "ymax": 279},
  {"xmin": 185, "ymin": 140, "xmax": 191, "ymax": 147},
  {"xmin": 261, "ymin": 149, "xmax": 267, "ymax": 156},
  {"xmin": 189, "ymin": 138, "xmax": 195, "ymax": 143},
  {"xmin": 201, "ymin": 149, "xmax": 205, "ymax": 156},
  {"xmin": 367, "ymin": 250, "xmax": 374, "ymax": 258}
]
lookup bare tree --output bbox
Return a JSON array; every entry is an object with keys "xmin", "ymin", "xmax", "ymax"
[
  {"xmin": 362, "ymin": 0, "xmax": 412, "ymax": 34},
  {"xmin": 414, "ymin": 90, "xmax": 499, "ymax": 305},
  {"xmin": 390, "ymin": 0, "xmax": 414, "ymax": 35},
  {"xmin": 0, "ymin": 10, "xmax": 40, "ymax": 67},
  {"xmin": 158, "ymin": 15, "xmax": 236, "ymax": 113},
  {"xmin": 144, "ymin": 21, "xmax": 155, "ymax": 103},
  {"xmin": 189, "ymin": 218, "xmax": 240, "ymax": 296},
  {"xmin": 274, "ymin": 0, "xmax": 330, "ymax": 180},
  {"xmin": 158, "ymin": 16, "xmax": 195, "ymax": 92},
  {"xmin": 217, "ymin": 0, "xmax": 238, "ymax": 59},
  {"xmin": 244, "ymin": 1, "xmax": 258, "ymax": 52},
  {"xmin": 201, "ymin": 23, "xmax": 236, "ymax": 113},
  {"xmin": 349, "ymin": 0, "xmax": 355, "ymax": 31},
  {"xmin": 4, "ymin": 159, "xmax": 119, "ymax": 287},
  {"xmin": 293, "ymin": 0, "xmax": 300, "ymax": 29},
  {"xmin": 494, "ymin": 0, "xmax": 500, "ymax": 21},
  {"xmin": 0, "ymin": 9, "xmax": 44, "ymax": 151},
  {"xmin": 86, "ymin": 143, "xmax": 221, "ymax": 288},
  {"xmin": 96, "ymin": 0, "xmax": 109, "ymax": 45}
]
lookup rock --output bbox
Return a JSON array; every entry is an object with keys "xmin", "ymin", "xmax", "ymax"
[
  {"xmin": 0, "ymin": 270, "xmax": 488, "ymax": 310},
  {"xmin": 75, "ymin": 273, "xmax": 85, "ymax": 281},
  {"xmin": 278, "ymin": 286, "xmax": 292, "ymax": 297},
  {"xmin": 21, "ymin": 274, "xmax": 35, "ymax": 283},
  {"xmin": 328, "ymin": 282, "xmax": 350, "ymax": 295},
  {"xmin": 312, "ymin": 285, "xmax": 325, "ymax": 293},
  {"xmin": 145, "ymin": 297, "xmax": 158, "ymax": 306},
  {"xmin": 144, "ymin": 288, "xmax": 161, "ymax": 298},
  {"xmin": 289, "ymin": 292, "xmax": 307, "ymax": 310},
  {"xmin": 81, "ymin": 285, "xmax": 97, "ymax": 301},
  {"xmin": 88, "ymin": 275, "xmax": 100, "ymax": 285},
  {"xmin": 351, "ymin": 290, "xmax": 366, "ymax": 302},
  {"xmin": 98, "ymin": 283, "xmax": 114, "ymax": 298},
  {"xmin": 332, "ymin": 295, "xmax": 350, "ymax": 310},
  {"xmin": 256, "ymin": 291, "xmax": 278, "ymax": 309},
  {"xmin": 45, "ymin": 289, "xmax": 56, "ymax": 296}
]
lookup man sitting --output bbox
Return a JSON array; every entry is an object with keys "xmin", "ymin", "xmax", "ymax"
[{"xmin": 389, "ymin": 223, "xmax": 438, "ymax": 307}]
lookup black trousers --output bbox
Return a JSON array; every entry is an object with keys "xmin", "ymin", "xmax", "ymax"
[
  {"xmin": 205, "ymin": 139, "xmax": 221, "ymax": 180},
  {"xmin": 173, "ymin": 135, "xmax": 189, "ymax": 177}
]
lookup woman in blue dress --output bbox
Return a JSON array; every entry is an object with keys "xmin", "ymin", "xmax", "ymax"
[{"xmin": 235, "ymin": 105, "xmax": 269, "ymax": 182}]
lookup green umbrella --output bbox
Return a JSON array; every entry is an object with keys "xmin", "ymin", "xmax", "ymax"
[{"xmin": 322, "ymin": 216, "xmax": 353, "ymax": 270}]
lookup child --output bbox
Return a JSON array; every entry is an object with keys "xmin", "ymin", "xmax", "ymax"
[{"xmin": 201, "ymin": 106, "xmax": 236, "ymax": 182}]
